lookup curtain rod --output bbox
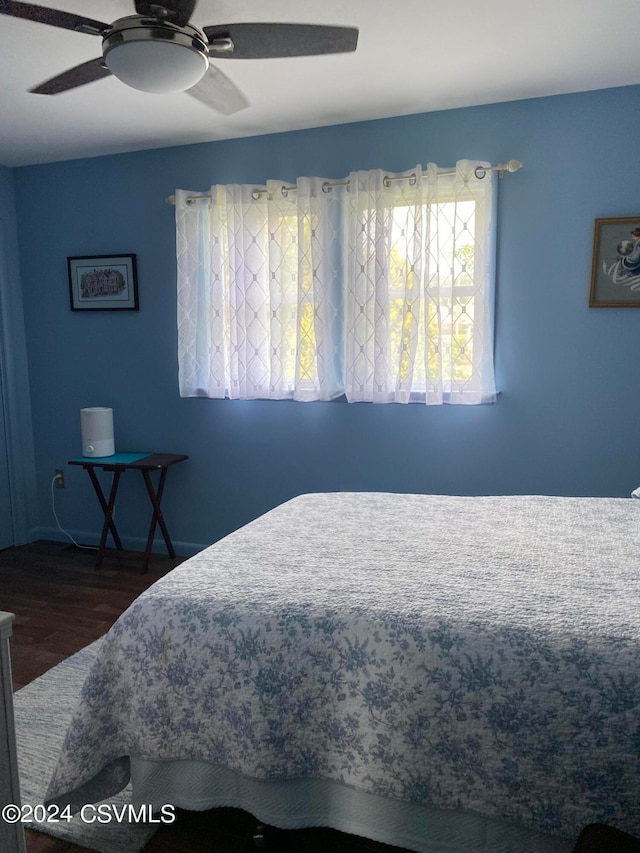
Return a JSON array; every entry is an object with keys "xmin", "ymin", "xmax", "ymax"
[{"xmin": 165, "ymin": 160, "xmax": 522, "ymax": 206}]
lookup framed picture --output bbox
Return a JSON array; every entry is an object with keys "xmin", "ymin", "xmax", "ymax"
[
  {"xmin": 589, "ymin": 217, "xmax": 640, "ymax": 307},
  {"xmin": 68, "ymin": 254, "xmax": 138, "ymax": 311}
]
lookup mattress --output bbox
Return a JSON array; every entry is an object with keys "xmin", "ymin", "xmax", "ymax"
[{"xmin": 45, "ymin": 492, "xmax": 640, "ymax": 849}]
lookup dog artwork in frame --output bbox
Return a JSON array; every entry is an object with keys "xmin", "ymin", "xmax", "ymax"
[{"xmin": 589, "ymin": 217, "xmax": 640, "ymax": 307}]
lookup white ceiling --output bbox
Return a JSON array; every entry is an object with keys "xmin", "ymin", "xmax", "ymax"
[{"xmin": 0, "ymin": 0, "xmax": 638, "ymax": 167}]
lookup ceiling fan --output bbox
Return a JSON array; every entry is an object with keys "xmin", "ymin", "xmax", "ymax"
[{"xmin": 0, "ymin": 0, "xmax": 359, "ymax": 114}]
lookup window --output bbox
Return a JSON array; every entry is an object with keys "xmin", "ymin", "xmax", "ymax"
[
  {"xmin": 176, "ymin": 161, "xmax": 496, "ymax": 405},
  {"xmin": 344, "ymin": 162, "xmax": 495, "ymax": 404}
]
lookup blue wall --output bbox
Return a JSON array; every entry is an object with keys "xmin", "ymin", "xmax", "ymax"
[{"xmin": 12, "ymin": 85, "xmax": 640, "ymax": 553}]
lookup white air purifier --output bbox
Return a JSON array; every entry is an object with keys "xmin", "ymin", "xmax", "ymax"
[{"xmin": 80, "ymin": 407, "xmax": 115, "ymax": 457}]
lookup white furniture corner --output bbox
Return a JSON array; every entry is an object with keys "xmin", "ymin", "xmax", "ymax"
[{"xmin": 0, "ymin": 612, "xmax": 26, "ymax": 853}]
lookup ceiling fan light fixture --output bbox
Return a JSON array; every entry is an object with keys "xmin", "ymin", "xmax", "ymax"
[{"xmin": 103, "ymin": 18, "xmax": 209, "ymax": 94}]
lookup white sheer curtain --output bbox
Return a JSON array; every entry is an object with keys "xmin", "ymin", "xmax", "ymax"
[
  {"xmin": 344, "ymin": 161, "xmax": 496, "ymax": 404},
  {"xmin": 176, "ymin": 180, "xmax": 343, "ymax": 400},
  {"xmin": 176, "ymin": 160, "xmax": 496, "ymax": 404}
]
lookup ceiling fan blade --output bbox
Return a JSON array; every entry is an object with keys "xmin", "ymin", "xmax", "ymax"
[
  {"xmin": 134, "ymin": 0, "xmax": 196, "ymax": 27},
  {"xmin": 204, "ymin": 23, "xmax": 359, "ymax": 59},
  {"xmin": 185, "ymin": 65, "xmax": 249, "ymax": 115},
  {"xmin": 30, "ymin": 58, "xmax": 111, "ymax": 94},
  {"xmin": 0, "ymin": 0, "xmax": 109, "ymax": 34}
]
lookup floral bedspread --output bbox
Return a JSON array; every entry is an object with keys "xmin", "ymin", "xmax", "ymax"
[{"xmin": 46, "ymin": 493, "xmax": 640, "ymax": 839}]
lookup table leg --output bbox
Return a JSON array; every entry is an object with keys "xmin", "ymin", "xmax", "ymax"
[
  {"xmin": 94, "ymin": 469, "xmax": 122, "ymax": 570},
  {"xmin": 141, "ymin": 468, "xmax": 175, "ymax": 573}
]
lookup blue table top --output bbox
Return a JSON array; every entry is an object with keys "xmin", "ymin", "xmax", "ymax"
[{"xmin": 70, "ymin": 452, "xmax": 152, "ymax": 464}]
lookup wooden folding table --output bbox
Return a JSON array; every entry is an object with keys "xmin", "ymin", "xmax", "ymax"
[{"xmin": 69, "ymin": 452, "xmax": 188, "ymax": 573}]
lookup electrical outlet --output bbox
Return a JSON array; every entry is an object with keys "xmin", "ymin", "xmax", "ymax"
[{"xmin": 54, "ymin": 469, "xmax": 65, "ymax": 489}]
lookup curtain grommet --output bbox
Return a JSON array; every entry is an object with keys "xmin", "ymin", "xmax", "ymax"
[
  {"xmin": 281, "ymin": 186, "xmax": 289, "ymax": 198},
  {"xmin": 322, "ymin": 182, "xmax": 332, "ymax": 194}
]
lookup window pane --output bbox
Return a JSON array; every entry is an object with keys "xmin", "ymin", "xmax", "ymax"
[{"xmin": 386, "ymin": 197, "xmax": 478, "ymax": 392}]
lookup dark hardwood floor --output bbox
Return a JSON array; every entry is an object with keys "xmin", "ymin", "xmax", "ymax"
[
  {"xmin": 1, "ymin": 540, "xmax": 403, "ymax": 853},
  {"xmin": 1, "ymin": 540, "xmax": 181, "ymax": 692}
]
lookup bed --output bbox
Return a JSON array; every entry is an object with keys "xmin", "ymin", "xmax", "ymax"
[{"xmin": 45, "ymin": 492, "xmax": 640, "ymax": 852}]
